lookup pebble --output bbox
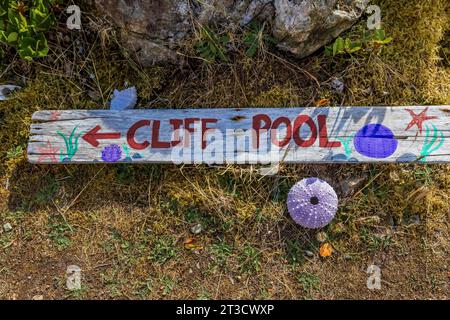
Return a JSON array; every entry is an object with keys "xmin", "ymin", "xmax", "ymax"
[
  {"xmin": 190, "ymin": 224, "xmax": 203, "ymax": 235},
  {"xmin": 3, "ymin": 223, "xmax": 12, "ymax": 232},
  {"xmin": 316, "ymin": 231, "xmax": 328, "ymax": 243},
  {"xmin": 409, "ymin": 215, "xmax": 421, "ymax": 225},
  {"xmin": 304, "ymin": 250, "xmax": 314, "ymax": 257},
  {"xmin": 0, "ymin": 85, "xmax": 21, "ymax": 101},
  {"xmin": 330, "ymin": 79, "xmax": 345, "ymax": 93}
]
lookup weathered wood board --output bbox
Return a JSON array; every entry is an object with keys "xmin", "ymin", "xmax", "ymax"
[{"xmin": 28, "ymin": 106, "xmax": 450, "ymax": 164}]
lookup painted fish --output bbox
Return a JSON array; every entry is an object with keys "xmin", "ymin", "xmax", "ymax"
[{"xmin": 110, "ymin": 86, "xmax": 137, "ymax": 110}]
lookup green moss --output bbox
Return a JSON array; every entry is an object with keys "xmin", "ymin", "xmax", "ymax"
[
  {"xmin": 343, "ymin": 0, "xmax": 449, "ymax": 105},
  {"xmin": 251, "ymin": 85, "xmax": 298, "ymax": 107}
]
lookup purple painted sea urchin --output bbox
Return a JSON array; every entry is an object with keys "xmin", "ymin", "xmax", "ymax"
[
  {"xmin": 101, "ymin": 144, "xmax": 122, "ymax": 162},
  {"xmin": 287, "ymin": 178, "xmax": 338, "ymax": 229}
]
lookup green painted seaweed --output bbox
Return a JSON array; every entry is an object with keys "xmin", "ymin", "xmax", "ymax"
[
  {"xmin": 336, "ymin": 135, "xmax": 354, "ymax": 159},
  {"xmin": 57, "ymin": 126, "xmax": 83, "ymax": 161},
  {"xmin": 122, "ymin": 144, "xmax": 130, "ymax": 158},
  {"xmin": 420, "ymin": 124, "xmax": 445, "ymax": 162}
]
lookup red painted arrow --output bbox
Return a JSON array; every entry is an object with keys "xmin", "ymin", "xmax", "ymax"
[{"xmin": 82, "ymin": 125, "xmax": 121, "ymax": 147}]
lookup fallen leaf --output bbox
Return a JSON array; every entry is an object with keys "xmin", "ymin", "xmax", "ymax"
[
  {"xmin": 184, "ymin": 237, "xmax": 203, "ymax": 251},
  {"xmin": 319, "ymin": 243, "xmax": 333, "ymax": 257},
  {"xmin": 315, "ymin": 98, "xmax": 330, "ymax": 107}
]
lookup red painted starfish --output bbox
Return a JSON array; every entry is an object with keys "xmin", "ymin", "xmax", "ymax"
[
  {"xmin": 404, "ymin": 107, "xmax": 437, "ymax": 134},
  {"xmin": 37, "ymin": 140, "xmax": 59, "ymax": 163},
  {"xmin": 50, "ymin": 111, "xmax": 62, "ymax": 121}
]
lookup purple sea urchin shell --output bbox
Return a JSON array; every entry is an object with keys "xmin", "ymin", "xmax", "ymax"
[
  {"xmin": 102, "ymin": 144, "xmax": 122, "ymax": 162},
  {"xmin": 287, "ymin": 178, "xmax": 338, "ymax": 229}
]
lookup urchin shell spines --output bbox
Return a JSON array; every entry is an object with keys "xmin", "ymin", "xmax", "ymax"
[{"xmin": 287, "ymin": 178, "xmax": 338, "ymax": 229}]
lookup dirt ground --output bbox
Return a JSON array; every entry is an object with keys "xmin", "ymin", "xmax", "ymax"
[{"xmin": 0, "ymin": 0, "xmax": 449, "ymax": 299}]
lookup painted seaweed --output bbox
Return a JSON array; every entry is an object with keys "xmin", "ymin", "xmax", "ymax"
[
  {"xmin": 57, "ymin": 126, "xmax": 83, "ymax": 162},
  {"xmin": 420, "ymin": 124, "xmax": 445, "ymax": 162}
]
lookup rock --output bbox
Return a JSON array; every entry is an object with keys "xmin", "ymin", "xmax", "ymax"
[
  {"xmin": 330, "ymin": 78, "xmax": 345, "ymax": 93},
  {"xmin": 32, "ymin": 295, "xmax": 44, "ymax": 300},
  {"xmin": 93, "ymin": 0, "xmax": 369, "ymax": 65},
  {"xmin": 304, "ymin": 250, "xmax": 314, "ymax": 257},
  {"xmin": 3, "ymin": 223, "xmax": 12, "ymax": 232},
  {"xmin": 190, "ymin": 223, "xmax": 203, "ymax": 235},
  {"xmin": 407, "ymin": 215, "xmax": 421, "ymax": 225},
  {"xmin": 0, "ymin": 85, "xmax": 21, "ymax": 101}
]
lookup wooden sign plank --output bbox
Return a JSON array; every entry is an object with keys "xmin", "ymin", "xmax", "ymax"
[{"xmin": 28, "ymin": 106, "xmax": 450, "ymax": 164}]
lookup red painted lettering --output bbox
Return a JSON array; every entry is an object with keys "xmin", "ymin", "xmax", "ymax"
[
  {"xmin": 318, "ymin": 115, "xmax": 341, "ymax": 148},
  {"xmin": 271, "ymin": 117, "xmax": 292, "ymax": 147},
  {"xmin": 151, "ymin": 120, "xmax": 171, "ymax": 148},
  {"xmin": 252, "ymin": 114, "xmax": 271, "ymax": 148},
  {"xmin": 127, "ymin": 120, "xmax": 151, "ymax": 150},
  {"xmin": 293, "ymin": 115, "xmax": 317, "ymax": 147}
]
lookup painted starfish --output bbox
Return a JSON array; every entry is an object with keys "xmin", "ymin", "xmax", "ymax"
[
  {"xmin": 405, "ymin": 107, "xmax": 437, "ymax": 134},
  {"xmin": 36, "ymin": 140, "xmax": 59, "ymax": 163},
  {"xmin": 50, "ymin": 111, "xmax": 62, "ymax": 121}
]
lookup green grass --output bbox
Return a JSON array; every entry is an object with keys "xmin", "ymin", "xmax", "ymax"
[
  {"xmin": 150, "ymin": 237, "xmax": 177, "ymax": 264},
  {"xmin": 297, "ymin": 272, "xmax": 320, "ymax": 298},
  {"xmin": 48, "ymin": 217, "xmax": 73, "ymax": 250},
  {"xmin": 211, "ymin": 239, "xmax": 233, "ymax": 267},
  {"xmin": 285, "ymin": 239, "xmax": 306, "ymax": 266},
  {"xmin": 238, "ymin": 244, "xmax": 261, "ymax": 274}
]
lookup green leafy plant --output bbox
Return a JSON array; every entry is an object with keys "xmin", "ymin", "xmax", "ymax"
[
  {"xmin": 370, "ymin": 28, "xmax": 394, "ymax": 45},
  {"xmin": 325, "ymin": 37, "xmax": 362, "ymax": 56},
  {"xmin": 238, "ymin": 244, "xmax": 261, "ymax": 274},
  {"xmin": 150, "ymin": 237, "xmax": 176, "ymax": 264},
  {"xmin": 243, "ymin": 21, "xmax": 277, "ymax": 58},
  {"xmin": 48, "ymin": 217, "xmax": 73, "ymax": 250},
  {"xmin": 211, "ymin": 239, "xmax": 233, "ymax": 267},
  {"xmin": 6, "ymin": 144, "xmax": 23, "ymax": 159},
  {"xmin": 325, "ymin": 28, "xmax": 393, "ymax": 57},
  {"xmin": 0, "ymin": 0, "xmax": 56, "ymax": 61},
  {"xmin": 297, "ymin": 272, "xmax": 320, "ymax": 298},
  {"xmin": 285, "ymin": 239, "xmax": 306, "ymax": 266},
  {"xmin": 194, "ymin": 25, "xmax": 230, "ymax": 63}
]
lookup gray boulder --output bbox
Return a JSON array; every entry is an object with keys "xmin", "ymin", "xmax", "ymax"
[{"xmin": 93, "ymin": 0, "xmax": 369, "ymax": 65}]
